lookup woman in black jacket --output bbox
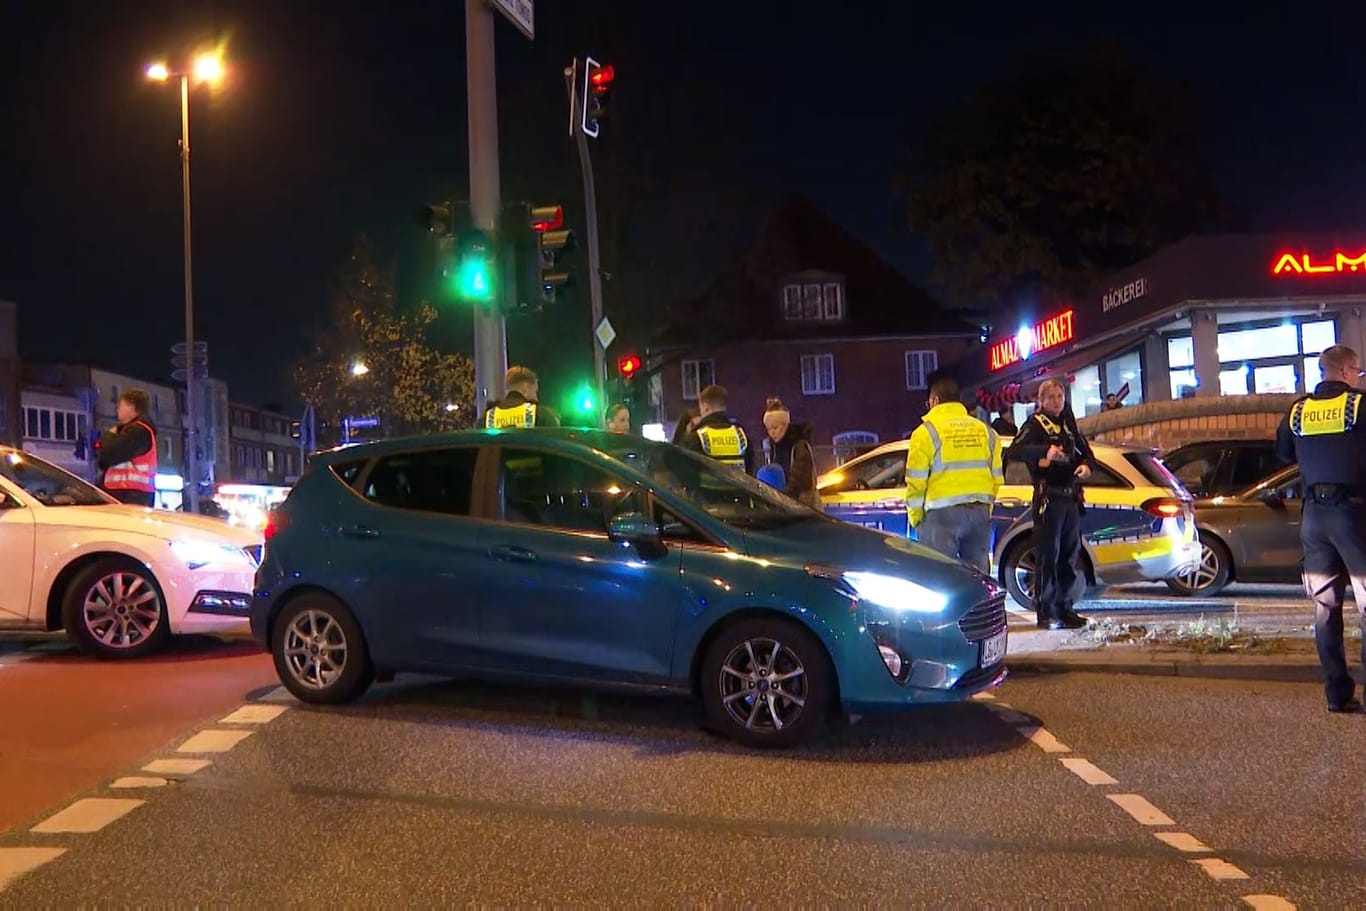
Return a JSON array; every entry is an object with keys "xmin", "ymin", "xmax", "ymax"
[{"xmin": 761, "ymin": 398, "xmax": 820, "ymax": 508}]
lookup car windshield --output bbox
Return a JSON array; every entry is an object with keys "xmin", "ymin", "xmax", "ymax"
[
  {"xmin": 1, "ymin": 451, "xmax": 114, "ymax": 506},
  {"xmin": 592, "ymin": 434, "xmax": 818, "ymax": 529}
]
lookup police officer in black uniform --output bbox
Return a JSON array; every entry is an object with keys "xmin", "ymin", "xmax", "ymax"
[
  {"xmin": 1007, "ymin": 378, "xmax": 1093, "ymax": 630},
  {"xmin": 1276, "ymin": 344, "xmax": 1366, "ymax": 714},
  {"xmin": 484, "ymin": 365, "xmax": 560, "ymax": 429},
  {"xmin": 680, "ymin": 384, "xmax": 757, "ymax": 474}
]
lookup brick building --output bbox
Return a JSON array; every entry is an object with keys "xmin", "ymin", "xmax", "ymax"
[{"xmin": 648, "ymin": 198, "xmax": 981, "ymax": 467}]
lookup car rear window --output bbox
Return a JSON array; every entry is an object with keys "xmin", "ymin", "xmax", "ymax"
[
  {"xmin": 1125, "ymin": 452, "xmax": 1186, "ymax": 494},
  {"xmin": 329, "ymin": 459, "xmax": 367, "ymax": 490}
]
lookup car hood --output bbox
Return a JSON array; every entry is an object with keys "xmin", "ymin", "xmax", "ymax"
[
  {"xmin": 743, "ymin": 516, "xmax": 997, "ymax": 605},
  {"xmin": 38, "ymin": 504, "xmax": 263, "ymax": 545}
]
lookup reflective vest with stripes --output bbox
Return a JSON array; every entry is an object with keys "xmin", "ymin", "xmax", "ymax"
[
  {"xmin": 1290, "ymin": 390, "xmax": 1361, "ymax": 437},
  {"xmin": 103, "ymin": 421, "xmax": 158, "ymax": 493},
  {"xmin": 696, "ymin": 424, "xmax": 749, "ymax": 469},
  {"xmin": 486, "ymin": 402, "xmax": 538, "ymax": 429},
  {"xmin": 1288, "ymin": 390, "xmax": 1366, "ymax": 490},
  {"xmin": 905, "ymin": 402, "xmax": 1003, "ymax": 528}
]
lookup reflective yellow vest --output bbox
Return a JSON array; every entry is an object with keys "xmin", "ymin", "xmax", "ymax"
[
  {"xmin": 905, "ymin": 402, "xmax": 1004, "ymax": 528},
  {"xmin": 1290, "ymin": 391, "xmax": 1361, "ymax": 436},
  {"xmin": 696, "ymin": 424, "xmax": 748, "ymax": 468},
  {"xmin": 485, "ymin": 402, "xmax": 537, "ymax": 429}
]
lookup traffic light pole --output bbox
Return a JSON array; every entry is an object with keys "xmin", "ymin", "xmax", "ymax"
[
  {"xmin": 179, "ymin": 73, "xmax": 200, "ymax": 514},
  {"xmin": 466, "ymin": 0, "xmax": 508, "ymax": 416},
  {"xmin": 568, "ymin": 69, "xmax": 608, "ymax": 416}
]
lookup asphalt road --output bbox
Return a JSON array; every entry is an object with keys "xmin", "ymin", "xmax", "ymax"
[{"xmin": 1, "ymin": 652, "xmax": 1360, "ymax": 907}]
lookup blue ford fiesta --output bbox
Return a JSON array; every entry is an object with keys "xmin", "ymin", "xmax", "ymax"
[{"xmin": 250, "ymin": 429, "xmax": 1007, "ymax": 748}]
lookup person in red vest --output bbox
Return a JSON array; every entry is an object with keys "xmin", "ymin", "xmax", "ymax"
[{"xmin": 97, "ymin": 388, "xmax": 158, "ymax": 507}]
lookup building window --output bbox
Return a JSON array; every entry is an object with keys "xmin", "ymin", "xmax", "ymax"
[
  {"xmin": 800, "ymin": 353, "xmax": 836, "ymax": 396},
  {"xmin": 1103, "ymin": 349, "xmax": 1144, "ymax": 407},
  {"xmin": 905, "ymin": 350, "xmax": 938, "ymax": 391},
  {"xmin": 681, "ymin": 358, "xmax": 715, "ymax": 401},
  {"xmin": 1168, "ymin": 316, "xmax": 1336, "ymax": 397},
  {"xmin": 822, "ymin": 283, "xmax": 844, "ymax": 320},
  {"xmin": 782, "ymin": 281, "xmax": 845, "ymax": 322},
  {"xmin": 267, "ymin": 450, "xmax": 276, "ymax": 473},
  {"xmin": 832, "ymin": 431, "xmax": 879, "ymax": 466},
  {"xmin": 782, "ymin": 285, "xmax": 801, "ymax": 320},
  {"xmin": 1069, "ymin": 365, "xmax": 1103, "ymax": 416}
]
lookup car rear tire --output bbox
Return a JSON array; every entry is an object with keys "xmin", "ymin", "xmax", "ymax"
[
  {"xmin": 1000, "ymin": 538, "xmax": 1035, "ymax": 610},
  {"xmin": 700, "ymin": 617, "xmax": 832, "ymax": 749},
  {"xmin": 62, "ymin": 558, "xmax": 171, "ymax": 660},
  {"xmin": 272, "ymin": 594, "xmax": 374, "ymax": 704},
  {"xmin": 1165, "ymin": 534, "xmax": 1232, "ymax": 597}
]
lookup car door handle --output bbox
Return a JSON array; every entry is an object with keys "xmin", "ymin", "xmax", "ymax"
[
  {"xmin": 339, "ymin": 524, "xmax": 380, "ymax": 539},
  {"xmin": 490, "ymin": 544, "xmax": 538, "ymax": 563}
]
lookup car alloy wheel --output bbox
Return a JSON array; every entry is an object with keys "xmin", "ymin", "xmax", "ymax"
[
  {"xmin": 1013, "ymin": 548, "xmax": 1036, "ymax": 604},
  {"xmin": 718, "ymin": 637, "xmax": 810, "ymax": 734},
  {"xmin": 1166, "ymin": 535, "xmax": 1232, "ymax": 597},
  {"xmin": 283, "ymin": 608, "xmax": 351, "ymax": 691},
  {"xmin": 62, "ymin": 558, "xmax": 171, "ymax": 659},
  {"xmin": 701, "ymin": 618, "xmax": 831, "ymax": 748},
  {"xmin": 271, "ymin": 594, "xmax": 374, "ymax": 704}
]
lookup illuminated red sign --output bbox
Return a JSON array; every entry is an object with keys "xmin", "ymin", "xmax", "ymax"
[
  {"xmin": 1272, "ymin": 250, "xmax": 1366, "ymax": 275},
  {"xmin": 989, "ymin": 309, "xmax": 1075, "ymax": 372}
]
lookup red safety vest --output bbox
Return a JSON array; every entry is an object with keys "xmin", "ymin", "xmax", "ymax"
[{"xmin": 103, "ymin": 421, "xmax": 158, "ymax": 493}]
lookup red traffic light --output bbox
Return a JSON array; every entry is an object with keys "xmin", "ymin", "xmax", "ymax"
[
  {"xmin": 528, "ymin": 205, "xmax": 564, "ymax": 233},
  {"xmin": 590, "ymin": 64, "xmax": 615, "ymax": 92},
  {"xmin": 618, "ymin": 354, "xmax": 641, "ymax": 378}
]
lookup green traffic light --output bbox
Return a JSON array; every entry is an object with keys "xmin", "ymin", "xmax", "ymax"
[
  {"xmin": 453, "ymin": 229, "xmax": 495, "ymax": 304},
  {"xmin": 571, "ymin": 385, "xmax": 596, "ymax": 415}
]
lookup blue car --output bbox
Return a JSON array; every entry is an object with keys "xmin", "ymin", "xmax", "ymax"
[{"xmin": 250, "ymin": 430, "xmax": 1007, "ymax": 748}]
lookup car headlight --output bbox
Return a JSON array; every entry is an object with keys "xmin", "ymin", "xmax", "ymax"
[
  {"xmin": 170, "ymin": 539, "xmax": 255, "ymax": 571},
  {"xmin": 840, "ymin": 571, "xmax": 950, "ymax": 614}
]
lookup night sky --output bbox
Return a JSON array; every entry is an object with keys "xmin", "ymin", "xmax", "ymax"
[{"xmin": 4, "ymin": 1, "xmax": 1366, "ymax": 409}]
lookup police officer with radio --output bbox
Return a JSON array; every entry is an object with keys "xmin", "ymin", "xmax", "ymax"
[
  {"xmin": 681, "ymin": 384, "xmax": 756, "ymax": 474},
  {"xmin": 1007, "ymin": 378, "xmax": 1093, "ymax": 630},
  {"xmin": 484, "ymin": 365, "xmax": 560, "ymax": 429},
  {"xmin": 1276, "ymin": 344, "xmax": 1366, "ymax": 714}
]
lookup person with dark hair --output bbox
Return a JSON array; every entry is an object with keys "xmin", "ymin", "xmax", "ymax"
[
  {"xmin": 905, "ymin": 376, "xmax": 1003, "ymax": 572},
  {"xmin": 604, "ymin": 403, "xmax": 630, "ymax": 434},
  {"xmin": 669, "ymin": 407, "xmax": 701, "ymax": 447},
  {"xmin": 484, "ymin": 365, "xmax": 559, "ymax": 428},
  {"xmin": 761, "ymin": 397, "xmax": 819, "ymax": 508},
  {"xmin": 680, "ymin": 384, "xmax": 756, "ymax": 474},
  {"xmin": 97, "ymin": 387, "xmax": 158, "ymax": 506}
]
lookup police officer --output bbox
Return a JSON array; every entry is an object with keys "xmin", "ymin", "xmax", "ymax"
[
  {"xmin": 484, "ymin": 366, "xmax": 560, "ymax": 429},
  {"xmin": 905, "ymin": 376, "xmax": 1004, "ymax": 572},
  {"xmin": 1007, "ymin": 378, "xmax": 1093, "ymax": 629},
  {"xmin": 681, "ymin": 384, "xmax": 756, "ymax": 474},
  {"xmin": 1276, "ymin": 344, "xmax": 1366, "ymax": 714}
]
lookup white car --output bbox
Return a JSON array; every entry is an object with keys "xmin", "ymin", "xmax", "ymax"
[{"xmin": 0, "ymin": 447, "xmax": 262, "ymax": 659}]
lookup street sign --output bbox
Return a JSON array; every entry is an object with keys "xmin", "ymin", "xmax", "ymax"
[
  {"xmin": 594, "ymin": 316, "xmax": 616, "ymax": 351},
  {"xmin": 170, "ymin": 341, "xmax": 208, "ymax": 355},
  {"xmin": 346, "ymin": 416, "xmax": 381, "ymax": 429},
  {"xmin": 490, "ymin": 0, "xmax": 533, "ymax": 40},
  {"xmin": 171, "ymin": 367, "xmax": 208, "ymax": 381}
]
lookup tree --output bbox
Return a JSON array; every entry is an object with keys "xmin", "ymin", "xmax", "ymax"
[
  {"xmin": 291, "ymin": 236, "xmax": 475, "ymax": 440},
  {"xmin": 900, "ymin": 41, "xmax": 1227, "ymax": 307}
]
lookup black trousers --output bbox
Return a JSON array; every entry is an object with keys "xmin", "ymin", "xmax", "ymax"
[
  {"xmin": 1300, "ymin": 500, "xmax": 1366, "ymax": 706},
  {"xmin": 1033, "ymin": 495, "xmax": 1081, "ymax": 622}
]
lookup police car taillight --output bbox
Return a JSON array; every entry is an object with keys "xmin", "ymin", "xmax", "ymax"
[{"xmin": 1141, "ymin": 497, "xmax": 1184, "ymax": 519}]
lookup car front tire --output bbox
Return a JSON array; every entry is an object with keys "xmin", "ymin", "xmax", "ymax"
[
  {"xmin": 272, "ymin": 593, "xmax": 374, "ymax": 704},
  {"xmin": 62, "ymin": 558, "xmax": 171, "ymax": 660},
  {"xmin": 700, "ymin": 617, "xmax": 832, "ymax": 749}
]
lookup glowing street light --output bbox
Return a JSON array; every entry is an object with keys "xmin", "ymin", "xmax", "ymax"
[
  {"xmin": 444, "ymin": 403, "xmax": 459, "ymax": 412},
  {"xmin": 193, "ymin": 54, "xmax": 224, "ymax": 84},
  {"xmin": 351, "ymin": 362, "xmax": 370, "ymax": 377},
  {"xmin": 145, "ymin": 62, "xmax": 170, "ymax": 81}
]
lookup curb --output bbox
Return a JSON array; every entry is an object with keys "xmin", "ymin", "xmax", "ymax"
[{"xmin": 1006, "ymin": 653, "xmax": 1324, "ymax": 683}]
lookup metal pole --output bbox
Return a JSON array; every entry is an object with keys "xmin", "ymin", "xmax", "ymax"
[
  {"xmin": 570, "ymin": 69, "xmax": 608, "ymax": 414},
  {"xmin": 179, "ymin": 74, "xmax": 200, "ymax": 514},
  {"xmin": 466, "ymin": 0, "xmax": 508, "ymax": 418}
]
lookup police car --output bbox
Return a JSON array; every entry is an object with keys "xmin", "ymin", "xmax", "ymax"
[{"xmin": 817, "ymin": 439, "xmax": 1202, "ymax": 609}]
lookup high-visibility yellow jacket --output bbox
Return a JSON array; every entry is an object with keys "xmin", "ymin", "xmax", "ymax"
[{"xmin": 905, "ymin": 402, "xmax": 1004, "ymax": 528}]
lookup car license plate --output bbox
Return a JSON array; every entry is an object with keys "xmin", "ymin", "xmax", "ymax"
[{"xmin": 980, "ymin": 630, "xmax": 1007, "ymax": 667}]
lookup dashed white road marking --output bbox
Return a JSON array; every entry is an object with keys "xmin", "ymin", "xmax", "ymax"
[
  {"xmin": 1154, "ymin": 832, "xmax": 1212, "ymax": 853},
  {"xmin": 1191, "ymin": 858, "xmax": 1250, "ymax": 881},
  {"xmin": 220, "ymin": 704, "xmax": 288, "ymax": 725},
  {"xmin": 110, "ymin": 776, "xmax": 169, "ymax": 789},
  {"xmin": 143, "ymin": 758, "xmax": 211, "ymax": 776},
  {"xmin": 1107, "ymin": 793, "xmax": 1176, "ymax": 826},
  {"xmin": 31, "ymin": 798, "xmax": 144, "ymax": 834},
  {"xmin": 177, "ymin": 729, "xmax": 253, "ymax": 753},
  {"xmin": 0, "ymin": 847, "xmax": 66, "ymax": 891},
  {"xmin": 1242, "ymin": 895, "xmax": 1297, "ymax": 910},
  {"xmin": 1059, "ymin": 757, "xmax": 1118, "ymax": 786},
  {"xmin": 1017, "ymin": 725, "xmax": 1071, "ymax": 753}
]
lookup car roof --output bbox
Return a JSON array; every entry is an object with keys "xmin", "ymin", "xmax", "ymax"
[{"xmin": 306, "ymin": 427, "xmax": 640, "ymax": 466}]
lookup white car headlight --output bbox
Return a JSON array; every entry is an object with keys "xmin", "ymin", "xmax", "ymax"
[
  {"xmin": 841, "ymin": 571, "xmax": 950, "ymax": 614},
  {"xmin": 171, "ymin": 539, "xmax": 255, "ymax": 571}
]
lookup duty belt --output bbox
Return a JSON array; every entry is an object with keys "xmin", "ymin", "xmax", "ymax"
[
  {"xmin": 1041, "ymin": 485, "xmax": 1081, "ymax": 499},
  {"xmin": 1308, "ymin": 483, "xmax": 1364, "ymax": 506}
]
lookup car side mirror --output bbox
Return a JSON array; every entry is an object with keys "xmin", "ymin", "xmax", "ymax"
[{"xmin": 608, "ymin": 512, "xmax": 666, "ymax": 558}]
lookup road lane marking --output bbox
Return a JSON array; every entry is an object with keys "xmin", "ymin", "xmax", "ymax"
[
  {"xmin": 110, "ymin": 776, "xmax": 169, "ymax": 789},
  {"xmin": 1059, "ymin": 757, "xmax": 1118, "ymax": 786},
  {"xmin": 1191, "ymin": 858, "xmax": 1249, "ymax": 881},
  {"xmin": 0, "ymin": 847, "xmax": 66, "ymax": 892},
  {"xmin": 1016, "ymin": 725, "xmax": 1071, "ymax": 753},
  {"xmin": 1242, "ymin": 896, "xmax": 1297, "ymax": 910},
  {"xmin": 1107, "ymin": 794, "xmax": 1175, "ymax": 826},
  {"xmin": 177, "ymin": 730, "xmax": 254, "ymax": 753},
  {"xmin": 1154, "ymin": 832, "xmax": 1212, "ymax": 853},
  {"xmin": 31, "ymin": 799, "xmax": 144, "ymax": 834},
  {"xmin": 219, "ymin": 704, "xmax": 288, "ymax": 725},
  {"xmin": 143, "ymin": 758, "xmax": 211, "ymax": 776}
]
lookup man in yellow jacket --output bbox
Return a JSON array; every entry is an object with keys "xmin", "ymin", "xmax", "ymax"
[{"xmin": 905, "ymin": 376, "xmax": 1005, "ymax": 572}]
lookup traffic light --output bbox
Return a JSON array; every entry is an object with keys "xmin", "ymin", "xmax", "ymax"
[
  {"xmin": 289, "ymin": 421, "xmax": 301, "ymax": 439},
  {"xmin": 580, "ymin": 57, "xmax": 614, "ymax": 138},
  {"xmin": 529, "ymin": 204, "xmax": 573, "ymax": 303},
  {"xmin": 417, "ymin": 203, "xmax": 454, "ymax": 237},
  {"xmin": 453, "ymin": 229, "xmax": 496, "ymax": 304},
  {"xmin": 618, "ymin": 354, "xmax": 641, "ymax": 381}
]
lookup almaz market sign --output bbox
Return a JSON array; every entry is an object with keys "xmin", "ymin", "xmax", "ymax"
[
  {"xmin": 1272, "ymin": 249, "xmax": 1366, "ymax": 275},
  {"xmin": 989, "ymin": 309, "xmax": 1075, "ymax": 372}
]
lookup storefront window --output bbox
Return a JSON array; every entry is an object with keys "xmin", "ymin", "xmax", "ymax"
[
  {"xmin": 1217, "ymin": 324, "xmax": 1298, "ymax": 361},
  {"xmin": 1254, "ymin": 364, "xmax": 1298, "ymax": 394},
  {"xmin": 1220, "ymin": 367, "xmax": 1249, "ymax": 396},
  {"xmin": 1070, "ymin": 365, "xmax": 1103, "ymax": 416},
  {"xmin": 1169, "ymin": 368, "xmax": 1198, "ymax": 399},
  {"xmin": 1167, "ymin": 316, "xmax": 1338, "ymax": 397},
  {"xmin": 1103, "ymin": 350, "xmax": 1143, "ymax": 406},
  {"xmin": 1304, "ymin": 356, "xmax": 1321, "ymax": 386},
  {"xmin": 1301, "ymin": 320, "xmax": 1336, "ymax": 354},
  {"xmin": 1167, "ymin": 337, "xmax": 1195, "ymax": 369}
]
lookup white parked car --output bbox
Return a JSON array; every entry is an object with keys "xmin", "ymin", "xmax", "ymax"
[{"xmin": 0, "ymin": 447, "xmax": 262, "ymax": 659}]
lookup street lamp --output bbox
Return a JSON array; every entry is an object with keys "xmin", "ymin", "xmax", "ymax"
[
  {"xmin": 145, "ymin": 51, "xmax": 224, "ymax": 514},
  {"xmin": 351, "ymin": 361, "xmax": 370, "ymax": 377}
]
